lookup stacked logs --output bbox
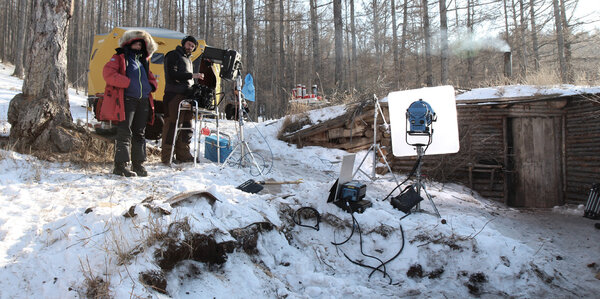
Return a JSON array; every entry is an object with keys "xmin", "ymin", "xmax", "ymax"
[{"xmin": 281, "ymin": 102, "xmax": 392, "ymax": 153}]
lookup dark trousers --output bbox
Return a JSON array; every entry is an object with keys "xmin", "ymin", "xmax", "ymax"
[
  {"xmin": 162, "ymin": 93, "xmax": 192, "ymax": 146},
  {"xmin": 115, "ymin": 96, "xmax": 149, "ymax": 163}
]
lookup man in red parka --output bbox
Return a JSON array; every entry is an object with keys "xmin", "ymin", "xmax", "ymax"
[{"xmin": 102, "ymin": 30, "xmax": 158, "ymax": 177}]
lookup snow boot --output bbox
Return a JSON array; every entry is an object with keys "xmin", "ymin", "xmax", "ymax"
[
  {"xmin": 132, "ymin": 161, "xmax": 148, "ymax": 177},
  {"xmin": 175, "ymin": 141, "xmax": 194, "ymax": 163},
  {"xmin": 113, "ymin": 162, "xmax": 137, "ymax": 177},
  {"xmin": 161, "ymin": 144, "xmax": 173, "ymax": 164}
]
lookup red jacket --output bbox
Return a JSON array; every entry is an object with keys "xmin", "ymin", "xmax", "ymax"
[{"xmin": 99, "ymin": 52, "xmax": 157, "ymax": 124}]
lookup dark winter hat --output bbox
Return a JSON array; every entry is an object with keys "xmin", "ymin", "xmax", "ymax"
[{"xmin": 181, "ymin": 35, "xmax": 198, "ymax": 51}]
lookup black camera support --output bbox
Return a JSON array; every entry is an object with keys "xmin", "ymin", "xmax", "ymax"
[{"xmin": 412, "ymin": 145, "xmax": 440, "ymax": 218}]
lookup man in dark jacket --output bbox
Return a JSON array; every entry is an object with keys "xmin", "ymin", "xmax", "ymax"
[
  {"xmin": 161, "ymin": 35, "xmax": 204, "ymax": 164},
  {"xmin": 103, "ymin": 30, "xmax": 157, "ymax": 177}
]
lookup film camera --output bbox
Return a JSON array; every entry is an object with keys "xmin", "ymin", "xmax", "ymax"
[
  {"xmin": 201, "ymin": 46, "xmax": 242, "ymax": 81},
  {"xmin": 334, "ymin": 180, "xmax": 372, "ymax": 213},
  {"xmin": 188, "ymin": 83, "xmax": 215, "ymax": 110}
]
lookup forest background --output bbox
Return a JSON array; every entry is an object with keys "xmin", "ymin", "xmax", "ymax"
[{"xmin": 0, "ymin": 0, "xmax": 598, "ymax": 120}]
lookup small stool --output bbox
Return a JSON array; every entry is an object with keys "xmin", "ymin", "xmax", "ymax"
[
  {"xmin": 169, "ymin": 100, "xmax": 220, "ymax": 166},
  {"xmin": 169, "ymin": 100, "xmax": 200, "ymax": 166}
]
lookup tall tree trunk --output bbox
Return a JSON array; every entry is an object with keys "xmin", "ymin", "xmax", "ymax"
[
  {"xmin": 309, "ymin": 0, "xmax": 321, "ymax": 86},
  {"xmin": 12, "ymin": 0, "xmax": 27, "ymax": 78},
  {"xmin": 391, "ymin": 0, "xmax": 399, "ymax": 88},
  {"xmin": 372, "ymin": 0, "xmax": 380, "ymax": 58},
  {"xmin": 230, "ymin": 0, "xmax": 236, "ymax": 48},
  {"xmin": 399, "ymin": 0, "xmax": 408, "ymax": 88},
  {"xmin": 334, "ymin": 0, "xmax": 343, "ymax": 88},
  {"xmin": 559, "ymin": 0, "xmax": 573, "ymax": 82},
  {"xmin": 8, "ymin": 0, "xmax": 82, "ymax": 153},
  {"xmin": 279, "ymin": 0, "xmax": 287, "ymax": 114},
  {"xmin": 503, "ymin": 0, "xmax": 510, "ymax": 45},
  {"xmin": 519, "ymin": 0, "xmax": 528, "ymax": 76},
  {"xmin": 268, "ymin": 0, "xmax": 277, "ymax": 114},
  {"xmin": 439, "ymin": 0, "xmax": 449, "ymax": 85},
  {"xmin": 467, "ymin": 0, "xmax": 475, "ymax": 85},
  {"xmin": 137, "ymin": 0, "xmax": 142, "ymax": 26},
  {"xmin": 198, "ymin": 0, "xmax": 206, "ymax": 38},
  {"xmin": 350, "ymin": 0, "xmax": 357, "ymax": 88},
  {"xmin": 422, "ymin": 0, "xmax": 433, "ymax": 86},
  {"xmin": 245, "ymin": 0, "xmax": 255, "ymax": 76},
  {"xmin": 97, "ymin": 0, "xmax": 103, "ymax": 33},
  {"xmin": 180, "ymin": 0, "xmax": 185, "ymax": 31},
  {"xmin": 207, "ymin": 0, "xmax": 214, "ymax": 43},
  {"xmin": 529, "ymin": 0, "xmax": 539, "ymax": 71},
  {"xmin": 552, "ymin": 0, "xmax": 567, "ymax": 83},
  {"xmin": 0, "ymin": 0, "xmax": 6, "ymax": 62}
]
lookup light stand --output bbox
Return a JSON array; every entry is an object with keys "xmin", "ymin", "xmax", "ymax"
[
  {"xmin": 353, "ymin": 95, "xmax": 399, "ymax": 185},
  {"xmin": 412, "ymin": 145, "xmax": 440, "ymax": 218},
  {"xmin": 403, "ymin": 99, "xmax": 440, "ymax": 217},
  {"xmin": 221, "ymin": 74, "xmax": 264, "ymax": 175}
]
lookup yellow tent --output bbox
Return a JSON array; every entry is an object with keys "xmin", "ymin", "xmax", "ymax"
[{"xmin": 87, "ymin": 27, "xmax": 221, "ymax": 113}]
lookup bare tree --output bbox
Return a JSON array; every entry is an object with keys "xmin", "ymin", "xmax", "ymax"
[
  {"xmin": 310, "ymin": 0, "xmax": 321, "ymax": 86},
  {"xmin": 391, "ymin": 0, "xmax": 399, "ymax": 88},
  {"xmin": 279, "ymin": 0, "xmax": 287, "ymax": 113},
  {"xmin": 245, "ymin": 0, "xmax": 255, "ymax": 76},
  {"xmin": 559, "ymin": 0, "xmax": 573, "ymax": 82},
  {"xmin": 334, "ymin": 0, "xmax": 343, "ymax": 88},
  {"xmin": 372, "ymin": 0, "xmax": 380, "ymax": 58},
  {"xmin": 12, "ymin": 0, "xmax": 28, "ymax": 78},
  {"xmin": 8, "ymin": 0, "xmax": 84, "ymax": 153},
  {"xmin": 519, "ymin": 0, "xmax": 528, "ymax": 76},
  {"xmin": 350, "ymin": 0, "xmax": 357, "ymax": 87},
  {"xmin": 467, "ymin": 0, "xmax": 475, "ymax": 85},
  {"xmin": 552, "ymin": 0, "xmax": 567, "ymax": 83},
  {"xmin": 439, "ymin": 0, "xmax": 449, "ymax": 85},
  {"xmin": 399, "ymin": 0, "xmax": 408, "ymax": 87},
  {"xmin": 198, "ymin": 0, "xmax": 206, "ymax": 38},
  {"xmin": 529, "ymin": 0, "xmax": 540, "ymax": 71},
  {"xmin": 422, "ymin": 0, "xmax": 433, "ymax": 86}
]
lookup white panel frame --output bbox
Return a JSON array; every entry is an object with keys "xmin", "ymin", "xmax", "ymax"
[{"xmin": 387, "ymin": 86, "xmax": 460, "ymax": 157}]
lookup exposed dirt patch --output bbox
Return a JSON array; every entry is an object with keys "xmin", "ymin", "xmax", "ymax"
[
  {"xmin": 463, "ymin": 272, "xmax": 487, "ymax": 296},
  {"xmin": 148, "ymin": 219, "xmax": 276, "ymax": 293},
  {"xmin": 407, "ymin": 264, "xmax": 424, "ymax": 278},
  {"xmin": 139, "ymin": 270, "xmax": 167, "ymax": 294}
]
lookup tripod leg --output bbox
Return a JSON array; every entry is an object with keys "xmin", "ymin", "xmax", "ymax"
[
  {"xmin": 220, "ymin": 142, "xmax": 242, "ymax": 168},
  {"xmin": 241, "ymin": 141, "xmax": 264, "ymax": 176},
  {"xmin": 376, "ymin": 145, "xmax": 399, "ymax": 185},
  {"xmin": 420, "ymin": 183, "xmax": 441, "ymax": 218},
  {"xmin": 353, "ymin": 145, "xmax": 375, "ymax": 179}
]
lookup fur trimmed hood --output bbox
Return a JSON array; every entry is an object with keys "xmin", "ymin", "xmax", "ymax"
[{"xmin": 119, "ymin": 29, "xmax": 158, "ymax": 57}]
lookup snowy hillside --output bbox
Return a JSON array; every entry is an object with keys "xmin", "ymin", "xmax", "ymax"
[{"xmin": 0, "ymin": 63, "xmax": 599, "ymax": 298}]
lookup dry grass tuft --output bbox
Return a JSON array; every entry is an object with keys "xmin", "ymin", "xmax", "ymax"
[
  {"xmin": 286, "ymin": 102, "xmax": 314, "ymax": 115},
  {"xmin": 277, "ymin": 114, "xmax": 312, "ymax": 140},
  {"xmin": 79, "ymin": 258, "xmax": 111, "ymax": 299}
]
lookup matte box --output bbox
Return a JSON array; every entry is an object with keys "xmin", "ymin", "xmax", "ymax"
[{"xmin": 204, "ymin": 135, "xmax": 232, "ymax": 163}]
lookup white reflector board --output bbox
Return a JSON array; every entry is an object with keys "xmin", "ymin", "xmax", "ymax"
[{"xmin": 387, "ymin": 86, "xmax": 460, "ymax": 157}]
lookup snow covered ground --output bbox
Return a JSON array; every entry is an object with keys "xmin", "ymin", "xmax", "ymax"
[{"xmin": 0, "ymin": 63, "xmax": 599, "ymax": 298}]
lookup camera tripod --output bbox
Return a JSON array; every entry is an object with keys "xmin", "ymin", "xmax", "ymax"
[
  {"xmin": 411, "ymin": 144, "xmax": 440, "ymax": 218},
  {"xmin": 221, "ymin": 74, "xmax": 264, "ymax": 175},
  {"xmin": 353, "ymin": 95, "xmax": 399, "ymax": 185}
]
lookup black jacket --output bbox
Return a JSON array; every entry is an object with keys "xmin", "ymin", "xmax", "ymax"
[{"xmin": 164, "ymin": 45, "xmax": 194, "ymax": 95}]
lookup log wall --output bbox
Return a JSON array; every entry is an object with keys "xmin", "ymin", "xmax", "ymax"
[{"xmin": 564, "ymin": 98, "xmax": 600, "ymax": 202}]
